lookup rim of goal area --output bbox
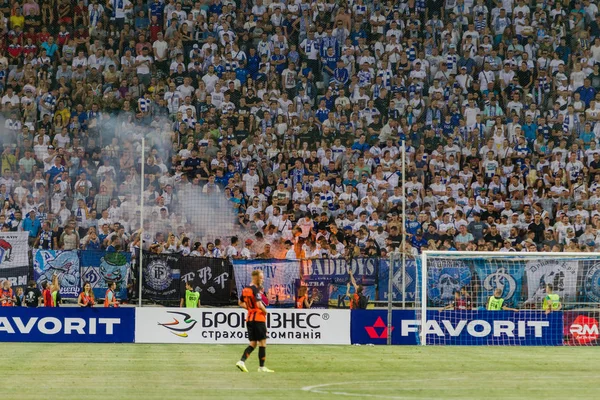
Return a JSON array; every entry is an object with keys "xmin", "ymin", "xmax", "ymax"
[{"xmin": 421, "ymin": 250, "xmax": 599, "ymax": 258}]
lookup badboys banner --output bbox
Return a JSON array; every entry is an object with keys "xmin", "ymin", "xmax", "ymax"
[
  {"xmin": 179, "ymin": 256, "xmax": 232, "ymax": 306},
  {"xmin": 142, "ymin": 252, "xmax": 181, "ymax": 301},
  {"xmin": 0, "ymin": 232, "xmax": 29, "ymax": 268},
  {"xmin": 80, "ymin": 250, "xmax": 131, "ymax": 299},
  {"xmin": 301, "ymin": 258, "xmax": 378, "ymax": 285},
  {"xmin": 135, "ymin": 308, "xmax": 350, "ymax": 344},
  {"xmin": 33, "ymin": 250, "xmax": 80, "ymax": 299},
  {"xmin": 378, "ymin": 259, "xmax": 418, "ymax": 302},
  {"xmin": 233, "ymin": 259, "xmax": 300, "ymax": 306}
]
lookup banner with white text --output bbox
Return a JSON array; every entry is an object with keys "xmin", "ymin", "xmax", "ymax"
[
  {"xmin": 233, "ymin": 259, "xmax": 300, "ymax": 306},
  {"xmin": 178, "ymin": 256, "xmax": 232, "ymax": 306}
]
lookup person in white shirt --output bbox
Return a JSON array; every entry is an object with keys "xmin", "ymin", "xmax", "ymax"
[{"xmin": 284, "ymin": 240, "xmax": 296, "ymax": 259}]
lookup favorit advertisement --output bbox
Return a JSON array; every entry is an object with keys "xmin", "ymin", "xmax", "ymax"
[
  {"xmin": 0, "ymin": 308, "xmax": 135, "ymax": 343},
  {"xmin": 135, "ymin": 308, "xmax": 350, "ymax": 344},
  {"xmin": 351, "ymin": 310, "xmax": 563, "ymax": 346}
]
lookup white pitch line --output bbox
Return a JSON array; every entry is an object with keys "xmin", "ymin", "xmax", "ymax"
[
  {"xmin": 301, "ymin": 376, "xmax": 599, "ymax": 399},
  {"xmin": 301, "ymin": 379, "xmax": 467, "ymax": 400}
]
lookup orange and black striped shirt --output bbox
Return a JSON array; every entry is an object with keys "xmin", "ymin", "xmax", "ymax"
[{"xmin": 240, "ymin": 285, "xmax": 266, "ymax": 322}]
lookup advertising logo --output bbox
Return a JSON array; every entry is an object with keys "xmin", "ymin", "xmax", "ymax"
[
  {"xmin": 158, "ymin": 311, "xmax": 197, "ymax": 338},
  {"xmin": 364, "ymin": 316, "xmax": 392, "ymax": 339},
  {"xmin": 483, "ymin": 266, "xmax": 517, "ymax": 300},
  {"xmin": 146, "ymin": 259, "xmax": 174, "ymax": 291},
  {"xmin": 584, "ymin": 263, "xmax": 600, "ymax": 303},
  {"xmin": 569, "ymin": 315, "xmax": 599, "ymax": 344}
]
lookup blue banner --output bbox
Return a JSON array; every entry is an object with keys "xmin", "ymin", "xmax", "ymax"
[
  {"xmin": 474, "ymin": 262, "xmax": 524, "ymax": 308},
  {"xmin": 233, "ymin": 259, "xmax": 300, "ymax": 306},
  {"xmin": 0, "ymin": 307, "xmax": 135, "ymax": 343},
  {"xmin": 80, "ymin": 251, "xmax": 131, "ymax": 300},
  {"xmin": 378, "ymin": 259, "xmax": 417, "ymax": 301},
  {"xmin": 427, "ymin": 262, "xmax": 472, "ymax": 306},
  {"xmin": 301, "ymin": 257, "xmax": 377, "ymax": 285},
  {"xmin": 295, "ymin": 278, "xmax": 329, "ymax": 309},
  {"xmin": 329, "ymin": 283, "xmax": 376, "ymax": 308},
  {"xmin": 351, "ymin": 310, "xmax": 563, "ymax": 346},
  {"xmin": 33, "ymin": 250, "xmax": 80, "ymax": 299},
  {"xmin": 581, "ymin": 260, "xmax": 600, "ymax": 304},
  {"xmin": 424, "ymin": 310, "xmax": 563, "ymax": 346}
]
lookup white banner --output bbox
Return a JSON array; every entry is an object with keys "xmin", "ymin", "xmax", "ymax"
[
  {"xmin": 524, "ymin": 260, "xmax": 579, "ymax": 306},
  {"xmin": 135, "ymin": 308, "xmax": 350, "ymax": 345},
  {"xmin": 0, "ymin": 232, "xmax": 29, "ymax": 268}
]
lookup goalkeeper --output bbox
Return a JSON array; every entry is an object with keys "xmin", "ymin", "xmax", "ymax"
[
  {"xmin": 543, "ymin": 284, "xmax": 562, "ymax": 314},
  {"xmin": 487, "ymin": 288, "xmax": 519, "ymax": 311}
]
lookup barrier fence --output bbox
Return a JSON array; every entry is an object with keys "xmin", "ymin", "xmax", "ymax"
[
  {"xmin": 3, "ymin": 249, "xmax": 600, "ymax": 310},
  {"xmin": 1, "ymin": 308, "xmax": 597, "ymax": 346}
]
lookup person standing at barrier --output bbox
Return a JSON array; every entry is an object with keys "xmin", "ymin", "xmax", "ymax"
[
  {"xmin": 236, "ymin": 270, "xmax": 274, "ymax": 373},
  {"xmin": 104, "ymin": 281, "xmax": 119, "ymax": 308},
  {"xmin": 77, "ymin": 281, "xmax": 96, "ymax": 307},
  {"xmin": 180, "ymin": 281, "xmax": 200, "ymax": 308},
  {"xmin": 42, "ymin": 274, "xmax": 59, "ymax": 307},
  {"xmin": 487, "ymin": 288, "xmax": 519, "ymax": 311},
  {"xmin": 0, "ymin": 280, "xmax": 15, "ymax": 306},
  {"xmin": 346, "ymin": 269, "xmax": 368, "ymax": 310},
  {"xmin": 296, "ymin": 286, "xmax": 314, "ymax": 309},
  {"xmin": 24, "ymin": 280, "xmax": 42, "ymax": 308},
  {"xmin": 543, "ymin": 284, "xmax": 562, "ymax": 314},
  {"xmin": 443, "ymin": 290, "xmax": 469, "ymax": 311},
  {"xmin": 15, "ymin": 287, "xmax": 24, "ymax": 306}
]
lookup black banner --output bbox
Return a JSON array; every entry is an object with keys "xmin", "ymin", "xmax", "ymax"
[
  {"xmin": 141, "ymin": 252, "xmax": 181, "ymax": 301},
  {"xmin": 179, "ymin": 256, "xmax": 233, "ymax": 306},
  {"xmin": 0, "ymin": 266, "xmax": 30, "ymax": 291}
]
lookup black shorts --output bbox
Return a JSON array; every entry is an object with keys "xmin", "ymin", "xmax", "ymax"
[{"xmin": 247, "ymin": 321, "xmax": 267, "ymax": 342}]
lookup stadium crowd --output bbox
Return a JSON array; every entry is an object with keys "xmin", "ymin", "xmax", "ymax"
[{"xmin": 0, "ymin": 0, "xmax": 599, "ymax": 260}]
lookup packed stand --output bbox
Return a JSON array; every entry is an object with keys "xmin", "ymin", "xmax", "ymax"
[{"xmin": 0, "ymin": 0, "xmax": 599, "ymax": 260}]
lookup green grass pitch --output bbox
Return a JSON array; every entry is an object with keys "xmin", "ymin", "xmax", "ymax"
[{"xmin": 4, "ymin": 344, "xmax": 599, "ymax": 399}]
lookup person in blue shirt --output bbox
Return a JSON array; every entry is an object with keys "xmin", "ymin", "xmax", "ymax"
[
  {"xmin": 315, "ymin": 100, "xmax": 330, "ymax": 123},
  {"xmin": 270, "ymin": 47, "xmax": 287, "ymax": 74},
  {"xmin": 321, "ymin": 47, "xmax": 338, "ymax": 85},
  {"xmin": 521, "ymin": 115, "xmax": 537, "ymax": 146},
  {"xmin": 351, "ymin": 135, "xmax": 370, "ymax": 153},
  {"xmin": 246, "ymin": 47, "xmax": 261, "ymax": 79},
  {"xmin": 23, "ymin": 210, "xmax": 41, "ymax": 244},
  {"xmin": 405, "ymin": 212, "xmax": 421, "ymax": 236},
  {"xmin": 46, "ymin": 156, "xmax": 65, "ymax": 184},
  {"xmin": 332, "ymin": 59, "xmax": 349, "ymax": 87},
  {"xmin": 149, "ymin": 0, "xmax": 164, "ymax": 23},
  {"xmin": 575, "ymin": 78, "xmax": 596, "ymax": 107},
  {"xmin": 580, "ymin": 122, "xmax": 595, "ymax": 149},
  {"xmin": 410, "ymin": 230, "xmax": 428, "ymax": 253}
]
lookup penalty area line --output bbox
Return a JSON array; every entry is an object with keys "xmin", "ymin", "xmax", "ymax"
[{"xmin": 301, "ymin": 378, "xmax": 467, "ymax": 400}]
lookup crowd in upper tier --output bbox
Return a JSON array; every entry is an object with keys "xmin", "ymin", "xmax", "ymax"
[{"xmin": 0, "ymin": 0, "xmax": 599, "ymax": 259}]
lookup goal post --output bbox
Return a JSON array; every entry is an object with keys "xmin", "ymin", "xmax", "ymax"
[{"xmin": 418, "ymin": 251, "xmax": 600, "ymax": 346}]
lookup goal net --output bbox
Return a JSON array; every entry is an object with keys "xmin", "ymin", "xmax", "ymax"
[{"xmin": 417, "ymin": 251, "xmax": 600, "ymax": 346}]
